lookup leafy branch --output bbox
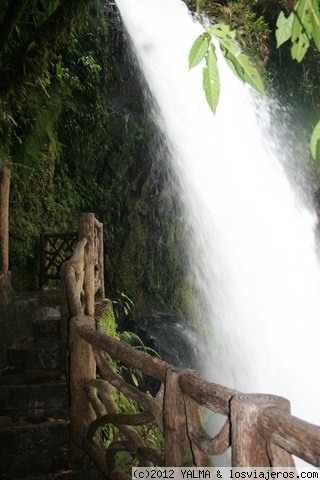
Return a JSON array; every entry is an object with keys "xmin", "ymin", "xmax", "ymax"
[
  {"xmin": 189, "ymin": 23, "xmax": 265, "ymax": 114},
  {"xmin": 190, "ymin": 1, "xmax": 320, "ymax": 164}
]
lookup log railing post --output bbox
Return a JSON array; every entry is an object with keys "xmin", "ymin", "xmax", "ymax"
[
  {"xmin": 0, "ymin": 166, "xmax": 12, "ymax": 304},
  {"xmin": 230, "ymin": 393, "xmax": 292, "ymax": 466},
  {"xmin": 97, "ymin": 222, "xmax": 105, "ymax": 298},
  {"xmin": 164, "ymin": 367, "xmax": 195, "ymax": 467},
  {"xmin": 78, "ymin": 213, "xmax": 95, "ymax": 317},
  {"xmin": 0, "ymin": 166, "xmax": 10, "ymax": 276},
  {"xmin": 69, "ymin": 315, "xmax": 96, "ymax": 463}
]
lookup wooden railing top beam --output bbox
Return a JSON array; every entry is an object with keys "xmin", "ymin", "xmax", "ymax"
[
  {"xmin": 179, "ymin": 371, "xmax": 238, "ymax": 416},
  {"xmin": 41, "ymin": 231, "xmax": 77, "ymax": 238},
  {"xmin": 260, "ymin": 407, "xmax": 320, "ymax": 467},
  {"xmin": 77, "ymin": 319, "xmax": 170, "ymax": 382}
]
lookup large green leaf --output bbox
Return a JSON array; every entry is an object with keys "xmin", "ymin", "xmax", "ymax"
[
  {"xmin": 291, "ymin": 31, "xmax": 310, "ymax": 62},
  {"xmin": 276, "ymin": 11, "xmax": 294, "ymax": 48},
  {"xmin": 188, "ymin": 33, "xmax": 210, "ymax": 70},
  {"xmin": 311, "ymin": 0, "xmax": 320, "ymax": 50},
  {"xmin": 296, "ymin": 0, "xmax": 313, "ymax": 36},
  {"xmin": 209, "ymin": 23, "xmax": 236, "ymax": 42},
  {"xmin": 310, "ymin": 120, "xmax": 320, "ymax": 163},
  {"xmin": 291, "ymin": 0, "xmax": 312, "ymax": 62},
  {"xmin": 202, "ymin": 43, "xmax": 220, "ymax": 113}
]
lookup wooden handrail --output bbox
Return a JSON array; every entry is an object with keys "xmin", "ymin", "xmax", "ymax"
[
  {"xmin": 179, "ymin": 371, "xmax": 238, "ymax": 415},
  {"xmin": 60, "ymin": 212, "xmax": 320, "ymax": 478},
  {"xmin": 77, "ymin": 320, "xmax": 170, "ymax": 381},
  {"xmin": 260, "ymin": 407, "xmax": 320, "ymax": 466}
]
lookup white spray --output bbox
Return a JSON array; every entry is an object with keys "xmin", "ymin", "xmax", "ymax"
[{"xmin": 115, "ymin": 0, "xmax": 320, "ymax": 430}]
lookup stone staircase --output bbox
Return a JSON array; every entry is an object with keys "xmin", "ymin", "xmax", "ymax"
[
  {"xmin": 0, "ymin": 294, "xmax": 71, "ymax": 479},
  {"xmin": 0, "ymin": 293, "xmax": 103, "ymax": 479}
]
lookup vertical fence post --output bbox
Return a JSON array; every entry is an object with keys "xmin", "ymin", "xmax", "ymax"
[
  {"xmin": 97, "ymin": 223, "xmax": 105, "ymax": 298},
  {"xmin": 69, "ymin": 315, "xmax": 96, "ymax": 463},
  {"xmin": 164, "ymin": 367, "xmax": 195, "ymax": 466},
  {"xmin": 78, "ymin": 213, "xmax": 95, "ymax": 317},
  {"xmin": 0, "ymin": 166, "xmax": 10, "ymax": 275},
  {"xmin": 231, "ymin": 393, "xmax": 292, "ymax": 466},
  {"xmin": 0, "ymin": 166, "xmax": 11, "ymax": 304}
]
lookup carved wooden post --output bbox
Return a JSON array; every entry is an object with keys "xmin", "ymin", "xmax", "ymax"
[
  {"xmin": 0, "ymin": 166, "xmax": 12, "ymax": 304},
  {"xmin": 78, "ymin": 213, "xmax": 95, "ymax": 317},
  {"xmin": 231, "ymin": 393, "xmax": 292, "ymax": 466},
  {"xmin": 0, "ymin": 166, "xmax": 10, "ymax": 275},
  {"xmin": 69, "ymin": 315, "xmax": 96, "ymax": 463},
  {"xmin": 97, "ymin": 223, "xmax": 105, "ymax": 298},
  {"xmin": 164, "ymin": 367, "xmax": 195, "ymax": 466}
]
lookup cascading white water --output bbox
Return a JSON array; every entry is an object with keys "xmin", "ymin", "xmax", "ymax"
[{"xmin": 115, "ymin": 0, "xmax": 320, "ymax": 432}]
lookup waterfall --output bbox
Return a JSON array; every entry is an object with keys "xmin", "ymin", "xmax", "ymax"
[{"xmin": 115, "ymin": 0, "xmax": 320, "ymax": 433}]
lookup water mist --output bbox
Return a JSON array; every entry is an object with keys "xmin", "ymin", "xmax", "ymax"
[{"xmin": 115, "ymin": 0, "xmax": 320, "ymax": 438}]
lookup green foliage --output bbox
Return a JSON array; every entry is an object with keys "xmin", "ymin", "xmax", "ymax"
[
  {"xmin": 310, "ymin": 120, "xmax": 320, "ymax": 162},
  {"xmin": 112, "ymin": 291, "xmax": 135, "ymax": 317},
  {"xmin": 275, "ymin": 0, "xmax": 320, "ymax": 161},
  {"xmin": 210, "ymin": 24, "xmax": 265, "ymax": 94},
  {"xmin": 189, "ymin": 0, "xmax": 272, "ymax": 68},
  {"xmin": 188, "ymin": 33, "xmax": 210, "ymax": 69},
  {"xmin": 276, "ymin": 11, "xmax": 295, "ymax": 47},
  {"xmin": 276, "ymin": 0, "xmax": 320, "ymax": 61},
  {"xmin": 96, "ymin": 299, "xmax": 119, "ymax": 339},
  {"xmin": 189, "ymin": 23, "xmax": 265, "ymax": 113},
  {"xmin": 202, "ymin": 43, "xmax": 220, "ymax": 114}
]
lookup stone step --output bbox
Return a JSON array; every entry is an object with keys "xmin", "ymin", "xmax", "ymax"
[
  {"xmin": 7, "ymin": 340, "xmax": 60, "ymax": 370},
  {"xmin": 0, "ymin": 379, "xmax": 68, "ymax": 412},
  {"xmin": 0, "ymin": 415, "xmax": 69, "ymax": 478},
  {"xmin": 32, "ymin": 317, "xmax": 60, "ymax": 340},
  {"xmin": 21, "ymin": 471, "xmax": 83, "ymax": 480},
  {"xmin": 0, "ymin": 368, "xmax": 63, "ymax": 381},
  {"xmin": 38, "ymin": 305, "xmax": 61, "ymax": 321},
  {"xmin": 32, "ymin": 304, "xmax": 61, "ymax": 340}
]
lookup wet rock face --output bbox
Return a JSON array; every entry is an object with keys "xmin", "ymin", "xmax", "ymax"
[
  {"xmin": 118, "ymin": 309, "xmax": 204, "ymax": 396},
  {"xmin": 122, "ymin": 310, "xmax": 203, "ymax": 370}
]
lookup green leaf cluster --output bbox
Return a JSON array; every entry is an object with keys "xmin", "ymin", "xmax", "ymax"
[
  {"xmin": 276, "ymin": 0, "xmax": 320, "ymax": 162},
  {"xmin": 276, "ymin": 0, "xmax": 320, "ymax": 62},
  {"xmin": 189, "ymin": 23, "xmax": 265, "ymax": 113}
]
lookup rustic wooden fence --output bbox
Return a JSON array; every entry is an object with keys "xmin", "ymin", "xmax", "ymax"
[
  {"xmin": 61, "ymin": 212, "xmax": 320, "ymax": 479},
  {"xmin": 39, "ymin": 231, "xmax": 78, "ymax": 289}
]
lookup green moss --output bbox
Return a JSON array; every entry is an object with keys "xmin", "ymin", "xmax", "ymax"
[{"xmin": 96, "ymin": 299, "xmax": 119, "ymax": 339}]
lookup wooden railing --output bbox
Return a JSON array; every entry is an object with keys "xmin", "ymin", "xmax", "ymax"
[{"xmin": 61, "ymin": 213, "xmax": 320, "ymax": 478}]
